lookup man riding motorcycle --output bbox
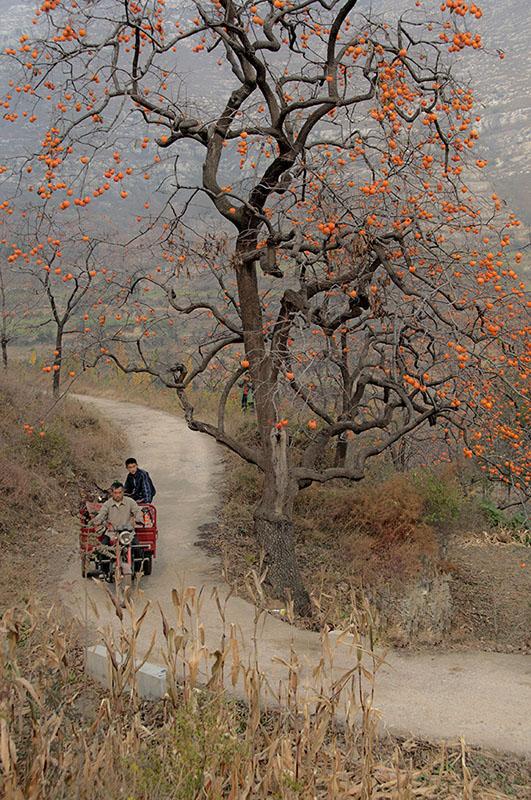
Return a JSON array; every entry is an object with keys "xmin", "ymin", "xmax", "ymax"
[
  {"xmin": 90, "ymin": 481, "xmax": 145, "ymax": 574},
  {"xmin": 91, "ymin": 481, "xmax": 144, "ymax": 532}
]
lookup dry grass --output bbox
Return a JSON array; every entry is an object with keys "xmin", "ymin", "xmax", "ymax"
[
  {"xmin": 208, "ymin": 457, "xmax": 530, "ymax": 652},
  {"xmin": 212, "ymin": 461, "xmax": 450, "ymax": 643},
  {"xmin": 1, "ymin": 590, "xmax": 528, "ymax": 800},
  {"xmin": 445, "ymin": 533, "xmax": 531, "ymax": 653},
  {"xmin": 72, "ymin": 360, "xmax": 243, "ymax": 424},
  {"xmin": 295, "ymin": 473, "xmax": 440, "ymax": 579},
  {"xmin": 0, "ymin": 371, "xmax": 126, "ymax": 608},
  {"xmin": 72, "ymin": 364, "xmax": 187, "ymax": 416}
]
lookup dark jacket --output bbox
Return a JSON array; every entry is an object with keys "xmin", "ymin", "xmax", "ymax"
[{"xmin": 124, "ymin": 468, "xmax": 156, "ymax": 503}]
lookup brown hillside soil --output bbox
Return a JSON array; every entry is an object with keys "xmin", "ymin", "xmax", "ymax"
[
  {"xmin": 446, "ymin": 530, "xmax": 531, "ymax": 652},
  {"xmin": 0, "ymin": 374, "xmax": 125, "ymax": 610},
  {"xmin": 202, "ymin": 458, "xmax": 530, "ymax": 654}
]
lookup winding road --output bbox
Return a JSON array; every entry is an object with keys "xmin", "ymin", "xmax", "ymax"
[{"xmin": 61, "ymin": 396, "xmax": 531, "ymax": 757}]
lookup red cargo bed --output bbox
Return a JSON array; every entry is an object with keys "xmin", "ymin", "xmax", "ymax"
[{"xmin": 79, "ymin": 500, "xmax": 158, "ymax": 557}]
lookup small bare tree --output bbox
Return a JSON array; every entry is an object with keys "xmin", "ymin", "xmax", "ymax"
[
  {"xmin": 4, "ymin": 220, "xmax": 107, "ymax": 395},
  {"xmin": 0, "ymin": 261, "xmax": 26, "ymax": 369}
]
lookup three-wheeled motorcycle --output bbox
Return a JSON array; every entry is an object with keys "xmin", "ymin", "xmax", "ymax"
[{"xmin": 79, "ymin": 500, "xmax": 158, "ymax": 597}]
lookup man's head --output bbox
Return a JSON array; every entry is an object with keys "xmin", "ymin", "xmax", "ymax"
[
  {"xmin": 125, "ymin": 458, "xmax": 138, "ymax": 475},
  {"xmin": 111, "ymin": 481, "xmax": 124, "ymax": 502}
]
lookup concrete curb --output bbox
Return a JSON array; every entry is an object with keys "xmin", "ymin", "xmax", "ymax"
[{"xmin": 86, "ymin": 645, "xmax": 167, "ymax": 700}]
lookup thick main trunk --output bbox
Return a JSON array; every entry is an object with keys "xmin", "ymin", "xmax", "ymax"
[
  {"xmin": 254, "ymin": 428, "xmax": 311, "ymax": 616},
  {"xmin": 234, "ymin": 239, "xmax": 310, "ymax": 615},
  {"xmin": 254, "ymin": 512, "xmax": 311, "ymax": 615}
]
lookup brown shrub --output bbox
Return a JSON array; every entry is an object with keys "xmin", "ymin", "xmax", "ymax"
[
  {"xmin": 293, "ymin": 475, "xmax": 444, "ymax": 641},
  {"xmin": 295, "ymin": 474, "xmax": 438, "ymax": 581},
  {"xmin": 350, "ymin": 474, "xmax": 432, "ymax": 546}
]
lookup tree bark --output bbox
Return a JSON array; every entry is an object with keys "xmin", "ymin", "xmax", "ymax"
[
  {"xmin": 254, "ymin": 428, "xmax": 311, "ymax": 615},
  {"xmin": 334, "ymin": 432, "xmax": 348, "ymax": 468},
  {"xmin": 1, "ymin": 337, "xmax": 7, "ymax": 370},
  {"xmin": 389, "ymin": 436, "xmax": 409, "ymax": 472},
  {"xmin": 234, "ymin": 239, "xmax": 311, "ymax": 614},
  {"xmin": 52, "ymin": 327, "xmax": 63, "ymax": 398}
]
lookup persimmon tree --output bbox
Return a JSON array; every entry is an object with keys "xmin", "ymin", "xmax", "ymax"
[
  {"xmin": 2, "ymin": 0, "xmax": 529, "ymax": 610},
  {"xmin": 2, "ymin": 218, "xmax": 110, "ymax": 395},
  {"xmin": 36, "ymin": 243, "xmax": 101, "ymax": 397},
  {"xmin": 0, "ymin": 254, "xmax": 35, "ymax": 369}
]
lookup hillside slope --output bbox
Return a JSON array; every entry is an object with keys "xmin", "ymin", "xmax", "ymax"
[{"xmin": 0, "ymin": 372, "xmax": 125, "ymax": 608}]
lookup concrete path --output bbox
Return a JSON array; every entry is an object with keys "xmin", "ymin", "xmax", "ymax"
[{"xmin": 61, "ymin": 396, "xmax": 531, "ymax": 757}]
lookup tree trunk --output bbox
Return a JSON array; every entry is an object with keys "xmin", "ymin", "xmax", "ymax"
[
  {"xmin": 52, "ymin": 327, "xmax": 63, "ymax": 398},
  {"xmin": 1, "ymin": 337, "xmax": 7, "ymax": 370},
  {"xmin": 254, "ymin": 428, "xmax": 311, "ymax": 616},
  {"xmin": 334, "ymin": 432, "xmax": 348, "ymax": 468},
  {"xmin": 390, "ymin": 437, "xmax": 409, "ymax": 472},
  {"xmin": 234, "ymin": 239, "xmax": 310, "ymax": 615}
]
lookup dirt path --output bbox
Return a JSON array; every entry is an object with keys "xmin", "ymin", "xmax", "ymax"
[{"xmin": 61, "ymin": 396, "xmax": 531, "ymax": 757}]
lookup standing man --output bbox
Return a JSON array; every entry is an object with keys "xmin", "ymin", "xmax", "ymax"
[
  {"xmin": 239, "ymin": 375, "xmax": 254, "ymax": 413},
  {"xmin": 124, "ymin": 458, "xmax": 156, "ymax": 503}
]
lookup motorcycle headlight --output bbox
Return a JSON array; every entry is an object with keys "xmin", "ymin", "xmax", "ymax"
[{"xmin": 118, "ymin": 530, "xmax": 134, "ymax": 546}]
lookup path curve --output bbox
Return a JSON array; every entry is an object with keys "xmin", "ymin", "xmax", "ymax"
[{"xmin": 61, "ymin": 396, "xmax": 531, "ymax": 757}]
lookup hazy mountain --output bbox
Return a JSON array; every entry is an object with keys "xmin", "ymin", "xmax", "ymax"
[{"xmin": 467, "ymin": 0, "xmax": 530, "ymax": 226}]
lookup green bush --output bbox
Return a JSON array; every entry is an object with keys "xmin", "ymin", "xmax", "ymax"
[
  {"xmin": 479, "ymin": 498, "xmax": 528, "ymax": 532},
  {"xmin": 127, "ymin": 701, "xmax": 245, "ymax": 798},
  {"xmin": 414, "ymin": 469, "xmax": 462, "ymax": 524}
]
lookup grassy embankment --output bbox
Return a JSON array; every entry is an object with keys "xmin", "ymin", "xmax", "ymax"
[{"xmin": 0, "ymin": 370, "xmax": 126, "ymax": 609}]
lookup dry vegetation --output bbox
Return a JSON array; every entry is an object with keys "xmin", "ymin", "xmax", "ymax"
[
  {"xmin": 0, "ymin": 370, "xmax": 125, "ymax": 608},
  {"xmin": 206, "ymin": 455, "xmax": 530, "ymax": 654},
  {"xmin": 1, "ymin": 591, "xmax": 529, "ymax": 800},
  {"xmin": 1, "ymin": 371, "xmax": 529, "ymax": 798},
  {"xmin": 73, "ymin": 363, "xmax": 185, "ymax": 415},
  {"xmin": 68, "ymin": 367, "xmax": 530, "ymax": 653}
]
